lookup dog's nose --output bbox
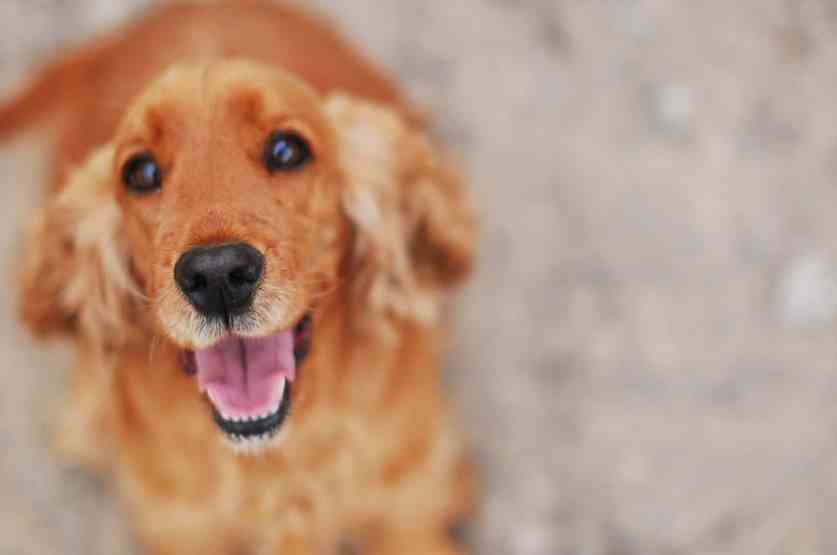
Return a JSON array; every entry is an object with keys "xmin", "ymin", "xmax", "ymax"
[{"xmin": 174, "ymin": 243, "xmax": 264, "ymax": 318}]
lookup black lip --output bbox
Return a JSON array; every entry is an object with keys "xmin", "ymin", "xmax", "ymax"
[
  {"xmin": 293, "ymin": 312, "xmax": 312, "ymax": 367},
  {"xmin": 179, "ymin": 349, "xmax": 197, "ymax": 375},
  {"xmin": 211, "ymin": 382, "xmax": 292, "ymax": 439}
]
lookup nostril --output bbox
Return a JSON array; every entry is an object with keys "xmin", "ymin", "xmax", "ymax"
[
  {"xmin": 228, "ymin": 264, "xmax": 261, "ymax": 287},
  {"xmin": 183, "ymin": 272, "xmax": 208, "ymax": 293}
]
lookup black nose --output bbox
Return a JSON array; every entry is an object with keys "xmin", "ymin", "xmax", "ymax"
[{"xmin": 174, "ymin": 243, "xmax": 264, "ymax": 318}]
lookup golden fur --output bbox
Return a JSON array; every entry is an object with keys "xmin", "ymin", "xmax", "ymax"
[{"xmin": 3, "ymin": 2, "xmax": 476, "ymax": 554}]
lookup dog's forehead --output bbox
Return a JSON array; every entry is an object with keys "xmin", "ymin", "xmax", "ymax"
[{"xmin": 121, "ymin": 61, "xmax": 323, "ymax": 138}]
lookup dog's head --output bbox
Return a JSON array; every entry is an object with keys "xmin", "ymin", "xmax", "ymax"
[{"xmin": 20, "ymin": 60, "xmax": 474, "ymax": 449}]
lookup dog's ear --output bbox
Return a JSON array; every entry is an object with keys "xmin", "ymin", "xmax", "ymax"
[
  {"xmin": 18, "ymin": 145, "xmax": 143, "ymax": 349},
  {"xmin": 325, "ymin": 95, "xmax": 476, "ymax": 327}
]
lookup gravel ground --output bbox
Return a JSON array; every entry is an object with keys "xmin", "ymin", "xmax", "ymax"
[{"xmin": 3, "ymin": 1, "xmax": 837, "ymax": 554}]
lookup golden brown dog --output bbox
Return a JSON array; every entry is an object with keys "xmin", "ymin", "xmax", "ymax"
[{"xmin": 1, "ymin": 2, "xmax": 476, "ymax": 553}]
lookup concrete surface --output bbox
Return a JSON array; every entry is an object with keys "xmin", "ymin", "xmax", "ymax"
[{"xmin": 3, "ymin": 1, "xmax": 837, "ymax": 554}]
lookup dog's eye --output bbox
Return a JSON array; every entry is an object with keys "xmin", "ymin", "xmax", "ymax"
[
  {"xmin": 122, "ymin": 153, "xmax": 162, "ymax": 194},
  {"xmin": 264, "ymin": 131, "xmax": 312, "ymax": 172}
]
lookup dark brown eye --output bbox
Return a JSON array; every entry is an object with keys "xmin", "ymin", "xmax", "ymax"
[
  {"xmin": 122, "ymin": 153, "xmax": 161, "ymax": 194},
  {"xmin": 264, "ymin": 131, "xmax": 312, "ymax": 172}
]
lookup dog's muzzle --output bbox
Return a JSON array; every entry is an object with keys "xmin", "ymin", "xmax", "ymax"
[{"xmin": 172, "ymin": 241, "xmax": 314, "ymax": 450}]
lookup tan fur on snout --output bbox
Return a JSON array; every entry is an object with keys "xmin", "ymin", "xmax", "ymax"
[{"xmin": 7, "ymin": 2, "xmax": 477, "ymax": 554}]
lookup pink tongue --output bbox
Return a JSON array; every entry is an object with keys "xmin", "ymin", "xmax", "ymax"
[{"xmin": 195, "ymin": 331, "xmax": 295, "ymax": 416}]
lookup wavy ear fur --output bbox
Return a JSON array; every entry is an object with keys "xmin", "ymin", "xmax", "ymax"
[
  {"xmin": 18, "ymin": 145, "xmax": 142, "ymax": 350},
  {"xmin": 325, "ymin": 95, "xmax": 476, "ymax": 327}
]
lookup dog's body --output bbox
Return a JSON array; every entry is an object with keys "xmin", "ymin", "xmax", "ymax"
[{"xmin": 1, "ymin": 3, "xmax": 475, "ymax": 554}]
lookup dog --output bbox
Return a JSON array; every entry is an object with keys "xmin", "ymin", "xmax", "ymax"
[{"xmin": 0, "ymin": 2, "xmax": 476, "ymax": 553}]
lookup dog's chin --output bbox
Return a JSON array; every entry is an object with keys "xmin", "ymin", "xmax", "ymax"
[{"xmin": 178, "ymin": 313, "xmax": 312, "ymax": 452}]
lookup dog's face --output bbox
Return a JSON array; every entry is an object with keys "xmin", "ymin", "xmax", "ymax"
[
  {"xmin": 20, "ymin": 60, "xmax": 475, "ymax": 452},
  {"xmin": 113, "ymin": 63, "xmax": 342, "ymax": 447}
]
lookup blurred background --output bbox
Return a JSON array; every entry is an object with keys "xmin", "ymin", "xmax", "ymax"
[{"xmin": 3, "ymin": 1, "xmax": 837, "ymax": 554}]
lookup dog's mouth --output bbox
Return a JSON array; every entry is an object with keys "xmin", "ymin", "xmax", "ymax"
[{"xmin": 180, "ymin": 313, "xmax": 312, "ymax": 447}]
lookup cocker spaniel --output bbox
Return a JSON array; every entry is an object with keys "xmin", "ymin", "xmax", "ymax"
[{"xmin": 1, "ymin": 2, "xmax": 476, "ymax": 554}]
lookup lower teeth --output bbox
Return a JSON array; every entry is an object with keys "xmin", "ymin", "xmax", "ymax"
[
  {"xmin": 219, "ymin": 405, "xmax": 279, "ymax": 424},
  {"xmin": 210, "ymin": 380, "xmax": 291, "ymax": 441},
  {"xmin": 212, "ymin": 379, "xmax": 287, "ymax": 423}
]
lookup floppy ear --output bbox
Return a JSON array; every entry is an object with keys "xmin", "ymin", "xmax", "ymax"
[
  {"xmin": 18, "ymin": 145, "xmax": 143, "ymax": 350},
  {"xmin": 325, "ymin": 95, "xmax": 476, "ymax": 326}
]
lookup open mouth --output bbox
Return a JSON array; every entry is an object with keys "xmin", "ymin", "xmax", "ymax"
[{"xmin": 180, "ymin": 313, "xmax": 312, "ymax": 446}]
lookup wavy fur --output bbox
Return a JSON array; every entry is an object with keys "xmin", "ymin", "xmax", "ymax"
[{"xmin": 7, "ymin": 3, "xmax": 476, "ymax": 554}]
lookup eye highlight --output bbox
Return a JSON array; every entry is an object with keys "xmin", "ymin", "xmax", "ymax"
[
  {"xmin": 263, "ymin": 131, "xmax": 312, "ymax": 172},
  {"xmin": 122, "ymin": 152, "xmax": 162, "ymax": 194}
]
